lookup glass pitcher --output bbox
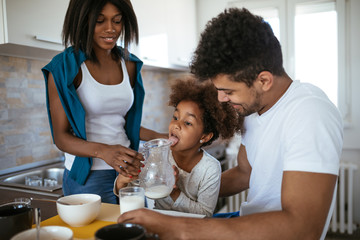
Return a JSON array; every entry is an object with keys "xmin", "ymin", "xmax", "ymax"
[{"xmin": 139, "ymin": 138, "xmax": 175, "ymax": 199}]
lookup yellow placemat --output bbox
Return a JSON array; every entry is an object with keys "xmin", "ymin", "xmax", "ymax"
[{"xmin": 39, "ymin": 215, "xmax": 116, "ymax": 239}]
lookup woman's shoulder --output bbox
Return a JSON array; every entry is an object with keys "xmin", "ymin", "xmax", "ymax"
[{"xmin": 45, "ymin": 47, "xmax": 86, "ymax": 70}]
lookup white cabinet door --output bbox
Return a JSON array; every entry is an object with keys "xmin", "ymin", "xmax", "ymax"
[
  {"xmin": 131, "ymin": 0, "xmax": 196, "ymax": 69},
  {"xmin": 0, "ymin": 0, "xmax": 5, "ymax": 44},
  {"xmin": 0, "ymin": 0, "xmax": 69, "ymax": 59},
  {"xmin": 196, "ymin": 0, "xmax": 229, "ymax": 34},
  {"xmin": 166, "ymin": 0, "xmax": 197, "ymax": 67}
]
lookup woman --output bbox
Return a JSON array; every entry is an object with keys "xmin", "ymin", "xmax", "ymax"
[{"xmin": 42, "ymin": 0, "xmax": 164, "ymax": 203}]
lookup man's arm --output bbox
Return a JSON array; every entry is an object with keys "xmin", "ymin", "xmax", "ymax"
[
  {"xmin": 219, "ymin": 144, "xmax": 251, "ymax": 197},
  {"xmin": 118, "ymin": 171, "xmax": 337, "ymax": 240},
  {"xmin": 139, "ymin": 127, "xmax": 168, "ymax": 141}
]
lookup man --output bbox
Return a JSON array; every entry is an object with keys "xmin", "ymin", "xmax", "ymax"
[{"xmin": 118, "ymin": 8, "xmax": 343, "ymax": 239}]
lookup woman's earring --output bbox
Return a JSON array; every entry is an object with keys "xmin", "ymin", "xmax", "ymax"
[{"xmin": 200, "ymin": 140, "xmax": 203, "ymax": 143}]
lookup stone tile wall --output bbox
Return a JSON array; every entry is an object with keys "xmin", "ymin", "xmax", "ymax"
[
  {"xmin": 0, "ymin": 56, "xmax": 61, "ymax": 170},
  {"xmin": 141, "ymin": 70, "xmax": 190, "ymax": 133},
  {"xmin": 0, "ymin": 55, "xmax": 188, "ymax": 170}
]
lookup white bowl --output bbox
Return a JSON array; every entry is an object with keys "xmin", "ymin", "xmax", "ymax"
[
  {"xmin": 56, "ymin": 193, "xmax": 101, "ymax": 227},
  {"xmin": 11, "ymin": 226, "xmax": 73, "ymax": 240}
]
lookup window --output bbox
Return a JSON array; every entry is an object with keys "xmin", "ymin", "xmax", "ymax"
[
  {"xmin": 294, "ymin": 2, "xmax": 338, "ymax": 105},
  {"xmin": 229, "ymin": 0, "xmax": 349, "ymax": 122}
]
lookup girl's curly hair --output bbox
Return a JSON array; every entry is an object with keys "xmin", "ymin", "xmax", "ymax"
[
  {"xmin": 169, "ymin": 77, "xmax": 244, "ymax": 147},
  {"xmin": 190, "ymin": 8, "xmax": 285, "ymax": 87}
]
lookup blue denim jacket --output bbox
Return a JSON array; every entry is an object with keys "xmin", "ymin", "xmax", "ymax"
[{"xmin": 42, "ymin": 47, "xmax": 145, "ymax": 185}]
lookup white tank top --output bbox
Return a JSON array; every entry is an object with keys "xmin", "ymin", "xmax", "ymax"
[{"xmin": 64, "ymin": 59, "xmax": 134, "ymax": 170}]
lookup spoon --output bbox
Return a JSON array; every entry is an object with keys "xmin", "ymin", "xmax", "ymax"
[
  {"xmin": 35, "ymin": 208, "xmax": 41, "ymax": 240},
  {"xmin": 30, "ymin": 197, "xmax": 71, "ymax": 205},
  {"xmin": 0, "ymin": 198, "xmax": 70, "ymax": 209}
]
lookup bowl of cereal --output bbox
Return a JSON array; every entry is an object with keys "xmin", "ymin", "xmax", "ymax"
[{"xmin": 56, "ymin": 193, "xmax": 101, "ymax": 227}]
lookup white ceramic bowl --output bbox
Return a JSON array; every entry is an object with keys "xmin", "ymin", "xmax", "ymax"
[
  {"xmin": 11, "ymin": 226, "xmax": 73, "ymax": 240},
  {"xmin": 56, "ymin": 193, "xmax": 101, "ymax": 227}
]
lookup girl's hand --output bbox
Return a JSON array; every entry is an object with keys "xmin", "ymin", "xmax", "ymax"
[
  {"xmin": 172, "ymin": 165, "xmax": 179, "ymax": 188},
  {"xmin": 170, "ymin": 165, "xmax": 180, "ymax": 201},
  {"xmin": 115, "ymin": 174, "xmax": 139, "ymax": 193}
]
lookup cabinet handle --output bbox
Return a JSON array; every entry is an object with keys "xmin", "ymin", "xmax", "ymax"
[
  {"xmin": 177, "ymin": 57, "xmax": 189, "ymax": 63},
  {"xmin": 34, "ymin": 35, "xmax": 62, "ymax": 45},
  {"xmin": 143, "ymin": 56, "xmax": 159, "ymax": 62}
]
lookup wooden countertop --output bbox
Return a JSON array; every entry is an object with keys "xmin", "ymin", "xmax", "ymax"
[
  {"xmin": 40, "ymin": 203, "xmax": 205, "ymax": 240},
  {"xmin": 40, "ymin": 203, "xmax": 118, "ymax": 240}
]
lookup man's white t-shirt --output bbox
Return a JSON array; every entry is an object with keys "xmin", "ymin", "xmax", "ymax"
[{"xmin": 241, "ymin": 80, "xmax": 343, "ymax": 239}]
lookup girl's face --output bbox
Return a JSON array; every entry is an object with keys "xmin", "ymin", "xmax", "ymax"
[
  {"xmin": 93, "ymin": 3, "xmax": 122, "ymax": 52},
  {"xmin": 169, "ymin": 100, "xmax": 209, "ymax": 151}
]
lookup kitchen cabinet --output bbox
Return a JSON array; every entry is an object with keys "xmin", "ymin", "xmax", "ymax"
[
  {"xmin": 0, "ymin": 0, "xmax": 192, "ymax": 72},
  {"xmin": 131, "ymin": 0, "xmax": 197, "ymax": 70},
  {"xmin": 196, "ymin": 0, "xmax": 230, "ymax": 34},
  {"xmin": 0, "ymin": 0, "xmax": 68, "ymax": 60}
]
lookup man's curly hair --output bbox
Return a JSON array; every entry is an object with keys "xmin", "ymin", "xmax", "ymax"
[
  {"xmin": 168, "ymin": 78, "xmax": 244, "ymax": 147},
  {"xmin": 190, "ymin": 8, "xmax": 285, "ymax": 87}
]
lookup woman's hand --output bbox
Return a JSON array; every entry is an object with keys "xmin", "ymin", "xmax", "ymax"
[{"xmin": 99, "ymin": 144, "xmax": 144, "ymax": 177}]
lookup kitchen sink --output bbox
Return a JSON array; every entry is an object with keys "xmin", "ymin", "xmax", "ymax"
[{"xmin": 0, "ymin": 167, "xmax": 64, "ymax": 192}]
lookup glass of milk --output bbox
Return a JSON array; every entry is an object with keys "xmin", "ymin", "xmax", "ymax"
[{"xmin": 119, "ymin": 187, "xmax": 145, "ymax": 215}]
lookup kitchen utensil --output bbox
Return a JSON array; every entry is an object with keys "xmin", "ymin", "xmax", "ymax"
[
  {"xmin": 56, "ymin": 193, "xmax": 101, "ymax": 227},
  {"xmin": 119, "ymin": 187, "xmax": 145, "ymax": 214},
  {"xmin": 139, "ymin": 138, "xmax": 175, "ymax": 199},
  {"xmin": 35, "ymin": 208, "xmax": 40, "ymax": 240},
  {"xmin": 0, "ymin": 201, "xmax": 33, "ymax": 240},
  {"xmin": 10, "ymin": 226, "xmax": 73, "ymax": 240},
  {"xmin": 30, "ymin": 197, "xmax": 71, "ymax": 205},
  {"xmin": 95, "ymin": 223, "xmax": 158, "ymax": 240}
]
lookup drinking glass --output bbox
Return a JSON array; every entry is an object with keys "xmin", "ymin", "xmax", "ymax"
[
  {"xmin": 25, "ymin": 176, "xmax": 42, "ymax": 186},
  {"xmin": 119, "ymin": 187, "xmax": 145, "ymax": 215}
]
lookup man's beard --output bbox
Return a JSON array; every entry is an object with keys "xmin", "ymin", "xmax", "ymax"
[{"xmin": 234, "ymin": 93, "xmax": 262, "ymax": 117}]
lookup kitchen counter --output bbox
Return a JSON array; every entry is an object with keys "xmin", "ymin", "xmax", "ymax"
[
  {"xmin": 41, "ymin": 203, "xmax": 118, "ymax": 240},
  {"xmin": 40, "ymin": 203, "xmax": 205, "ymax": 240}
]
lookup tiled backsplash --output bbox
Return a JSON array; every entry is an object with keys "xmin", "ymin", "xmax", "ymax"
[
  {"xmin": 141, "ymin": 70, "xmax": 190, "ymax": 133},
  {"xmin": 0, "ymin": 55, "xmax": 189, "ymax": 170}
]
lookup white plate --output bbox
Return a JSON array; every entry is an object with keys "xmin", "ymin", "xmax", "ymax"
[
  {"xmin": 153, "ymin": 209, "xmax": 205, "ymax": 218},
  {"xmin": 11, "ymin": 226, "xmax": 73, "ymax": 240}
]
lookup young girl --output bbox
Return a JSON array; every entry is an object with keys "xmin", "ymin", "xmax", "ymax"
[{"xmin": 115, "ymin": 78, "xmax": 243, "ymax": 216}]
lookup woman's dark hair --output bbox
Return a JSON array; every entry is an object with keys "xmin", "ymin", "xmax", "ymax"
[
  {"xmin": 169, "ymin": 77, "xmax": 244, "ymax": 147},
  {"xmin": 62, "ymin": 0, "xmax": 139, "ymax": 62},
  {"xmin": 190, "ymin": 8, "xmax": 285, "ymax": 87}
]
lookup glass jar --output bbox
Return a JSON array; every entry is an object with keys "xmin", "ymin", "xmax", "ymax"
[{"xmin": 139, "ymin": 139, "xmax": 175, "ymax": 199}]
